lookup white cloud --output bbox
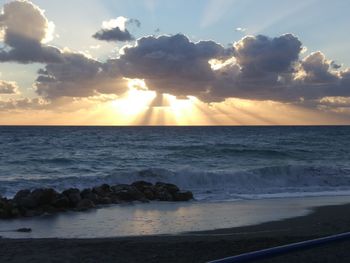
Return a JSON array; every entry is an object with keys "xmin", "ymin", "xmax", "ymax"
[{"xmin": 102, "ymin": 17, "xmax": 128, "ymax": 31}]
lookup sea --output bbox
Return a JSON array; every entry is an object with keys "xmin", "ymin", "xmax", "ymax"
[{"xmin": 1, "ymin": 126, "xmax": 350, "ymax": 201}]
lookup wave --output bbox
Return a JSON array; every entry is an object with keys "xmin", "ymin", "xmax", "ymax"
[{"xmin": 2, "ymin": 165, "xmax": 350, "ymax": 200}]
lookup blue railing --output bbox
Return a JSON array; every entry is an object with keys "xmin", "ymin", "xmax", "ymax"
[{"xmin": 208, "ymin": 231, "xmax": 350, "ymax": 263}]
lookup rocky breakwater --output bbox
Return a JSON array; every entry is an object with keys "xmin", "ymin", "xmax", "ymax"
[{"xmin": 0, "ymin": 181, "xmax": 194, "ymax": 219}]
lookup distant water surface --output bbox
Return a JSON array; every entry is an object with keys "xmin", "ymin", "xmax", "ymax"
[{"xmin": 1, "ymin": 126, "xmax": 350, "ymax": 200}]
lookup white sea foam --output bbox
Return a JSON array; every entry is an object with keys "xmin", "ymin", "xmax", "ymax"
[{"xmin": 2, "ymin": 165, "xmax": 350, "ymax": 200}]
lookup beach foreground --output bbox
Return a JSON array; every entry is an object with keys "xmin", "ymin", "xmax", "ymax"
[{"xmin": 1, "ymin": 202, "xmax": 350, "ymax": 262}]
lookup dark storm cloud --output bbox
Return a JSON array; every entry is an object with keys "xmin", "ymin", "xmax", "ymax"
[{"xmin": 0, "ymin": 0, "xmax": 62, "ymax": 63}]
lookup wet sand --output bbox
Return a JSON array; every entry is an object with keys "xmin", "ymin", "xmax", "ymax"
[{"xmin": 1, "ymin": 202, "xmax": 350, "ymax": 262}]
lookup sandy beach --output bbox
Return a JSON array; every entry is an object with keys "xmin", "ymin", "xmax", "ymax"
[{"xmin": 1, "ymin": 201, "xmax": 350, "ymax": 262}]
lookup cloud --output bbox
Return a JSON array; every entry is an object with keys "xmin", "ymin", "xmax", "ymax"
[
  {"xmin": 93, "ymin": 27, "xmax": 134, "ymax": 42},
  {"xmin": 0, "ymin": 80, "xmax": 19, "ymax": 94},
  {"xmin": 127, "ymin": 19, "xmax": 141, "ymax": 28},
  {"xmin": 117, "ymin": 34, "xmax": 234, "ymax": 97},
  {"xmin": 235, "ymin": 27, "xmax": 246, "ymax": 32},
  {"xmin": 93, "ymin": 17, "xmax": 140, "ymax": 42},
  {"xmin": 1, "ymin": 0, "xmax": 350, "ymax": 116},
  {"xmin": 299, "ymin": 52, "xmax": 338, "ymax": 84},
  {"xmin": 35, "ymin": 52, "xmax": 128, "ymax": 99},
  {"xmin": 32, "ymin": 32, "xmax": 350, "ymax": 106},
  {"xmin": 0, "ymin": 0, "xmax": 61, "ymax": 63},
  {"xmin": 0, "ymin": 97, "xmax": 47, "ymax": 111},
  {"xmin": 234, "ymin": 34, "xmax": 302, "ymax": 76}
]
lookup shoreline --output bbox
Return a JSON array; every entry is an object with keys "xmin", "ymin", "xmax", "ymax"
[{"xmin": 1, "ymin": 201, "xmax": 350, "ymax": 262}]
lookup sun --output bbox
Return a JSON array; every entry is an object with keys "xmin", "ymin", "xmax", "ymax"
[{"xmin": 107, "ymin": 79, "xmax": 210, "ymax": 125}]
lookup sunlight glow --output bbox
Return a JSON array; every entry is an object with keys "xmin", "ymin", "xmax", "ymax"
[{"xmin": 110, "ymin": 81, "xmax": 157, "ymax": 124}]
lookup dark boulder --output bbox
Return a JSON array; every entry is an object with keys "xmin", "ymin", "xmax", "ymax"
[
  {"xmin": 14, "ymin": 189, "xmax": 38, "ymax": 209},
  {"xmin": 10, "ymin": 207, "xmax": 21, "ymax": 217},
  {"xmin": 93, "ymin": 184, "xmax": 112, "ymax": 197},
  {"xmin": 155, "ymin": 190, "xmax": 174, "ymax": 201},
  {"xmin": 143, "ymin": 188, "xmax": 156, "ymax": 200},
  {"xmin": 132, "ymin": 181, "xmax": 153, "ymax": 192},
  {"xmin": 97, "ymin": 196, "xmax": 112, "ymax": 205},
  {"xmin": 155, "ymin": 182, "xmax": 180, "ymax": 195},
  {"xmin": 17, "ymin": 228, "xmax": 32, "ymax": 233},
  {"xmin": 0, "ymin": 180, "xmax": 193, "ymax": 220},
  {"xmin": 52, "ymin": 194, "xmax": 70, "ymax": 209},
  {"xmin": 111, "ymin": 184, "xmax": 145, "ymax": 201},
  {"xmin": 14, "ymin": 190, "xmax": 31, "ymax": 201},
  {"xmin": 76, "ymin": 199, "xmax": 95, "ymax": 211},
  {"xmin": 31, "ymin": 188, "xmax": 59, "ymax": 206},
  {"xmin": 62, "ymin": 188, "xmax": 81, "ymax": 207},
  {"xmin": 81, "ymin": 188, "xmax": 99, "ymax": 203},
  {"xmin": 0, "ymin": 199, "xmax": 11, "ymax": 219},
  {"xmin": 41, "ymin": 205, "xmax": 58, "ymax": 214},
  {"xmin": 173, "ymin": 191, "xmax": 194, "ymax": 201},
  {"xmin": 0, "ymin": 200, "xmax": 22, "ymax": 218}
]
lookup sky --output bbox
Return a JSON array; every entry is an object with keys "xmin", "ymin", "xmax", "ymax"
[{"xmin": 0, "ymin": 0, "xmax": 350, "ymax": 125}]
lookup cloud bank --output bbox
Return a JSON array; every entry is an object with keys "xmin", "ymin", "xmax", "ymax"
[{"xmin": 0, "ymin": 0, "xmax": 349, "ymax": 116}]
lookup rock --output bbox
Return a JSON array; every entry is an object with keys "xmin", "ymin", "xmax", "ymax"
[
  {"xmin": 109, "ymin": 195, "xmax": 121, "ymax": 204},
  {"xmin": 155, "ymin": 190, "xmax": 173, "ymax": 201},
  {"xmin": 111, "ymin": 185, "xmax": 145, "ymax": 201},
  {"xmin": 0, "ymin": 208, "xmax": 10, "ymax": 219},
  {"xmin": 132, "ymin": 181, "xmax": 153, "ymax": 192},
  {"xmin": 17, "ymin": 228, "xmax": 32, "ymax": 233},
  {"xmin": 76, "ymin": 199, "xmax": 95, "ymax": 211},
  {"xmin": 155, "ymin": 182, "xmax": 180, "ymax": 195},
  {"xmin": 97, "ymin": 197, "xmax": 112, "ymax": 205},
  {"xmin": 10, "ymin": 208, "xmax": 21, "ymax": 217},
  {"xmin": 14, "ymin": 189, "xmax": 31, "ymax": 201},
  {"xmin": 143, "ymin": 188, "xmax": 156, "ymax": 200},
  {"xmin": 52, "ymin": 194, "xmax": 70, "ymax": 209},
  {"xmin": 15, "ymin": 196, "xmax": 38, "ymax": 209},
  {"xmin": 0, "ymin": 199, "xmax": 7, "ymax": 209},
  {"xmin": 62, "ymin": 188, "xmax": 81, "ymax": 207},
  {"xmin": 81, "ymin": 188, "xmax": 99, "ymax": 203},
  {"xmin": 41, "ymin": 205, "xmax": 58, "ymax": 214},
  {"xmin": 31, "ymin": 188, "xmax": 59, "ymax": 206},
  {"xmin": 0, "ymin": 201, "xmax": 18, "ymax": 218},
  {"xmin": 93, "ymin": 184, "xmax": 112, "ymax": 197},
  {"xmin": 0, "ymin": 181, "xmax": 193, "ymax": 220},
  {"xmin": 173, "ymin": 191, "xmax": 194, "ymax": 201},
  {"xmin": 13, "ymin": 190, "xmax": 37, "ymax": 209}
]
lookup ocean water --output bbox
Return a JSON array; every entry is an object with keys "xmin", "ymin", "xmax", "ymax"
[{"xmin": 1, "ymin": 126, "xmax": 350, "ymax": 201}]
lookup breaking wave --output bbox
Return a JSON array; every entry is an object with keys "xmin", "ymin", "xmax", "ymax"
[{"xmin": 2, "ymin": 165, "xmax": 350, "ymax": 200}]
